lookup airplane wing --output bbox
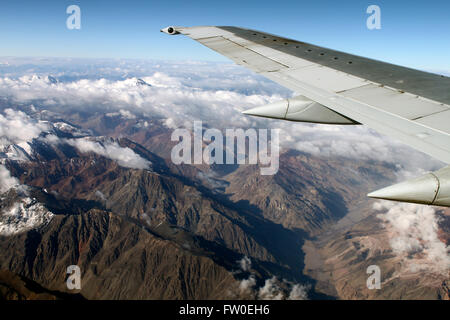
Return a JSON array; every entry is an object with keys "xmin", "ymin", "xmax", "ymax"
[{"xmin": 162, "ymin": 26, "xmax": 450, "ymax": 207}]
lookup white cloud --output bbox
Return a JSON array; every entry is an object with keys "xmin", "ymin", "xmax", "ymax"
[
  {"xmin": 239, "ymin": 275, "xmax": 256, "ymax": 295},
  {"xmin": 256, "ymin": 277, "xmax": 309, "ymax": 300},
  {"xmin": 65, "ymin": 138, "xmax": 151, "ymax": 170},
  {"xmin": 235, "ymin": 255, "xmax": 309, "ymax": 300},
  {"xmin": 0, "ymin": 109, "xmax": 151, "ymax": 170},
  {"xmin": 258, "ymin": 277, "xmax": 284, "ymax": 300},
  {"xmin": 375, "ymin": 201, "xmax": 450, "ymax": 275},
  {"xmin": 288, "ymin": 284, "xmax": 309, "ymax": 300},
  {"xmin": 106, "ymin": 109, "xmax": 136, "ymax": 119},
  {"xmin": 0, "ymin": 64, "xmax": 443, "ymax": 177},
  {"xmin": 0, "ymin": 108, "xmax": 50, "ymax": 162},
  {"xmin": 0, "ymin": 60, "xmax": 445, "ymax": 177},
  {"xmin": 0, "ymin": 65, "xmax": 287, "ymax": 133},
  {"xmin": 95, "ymin": 190, "xmax": 107, "ymax": 201},
  {"xmin": 0, "ymin": 164, "xmax": 20, "ymax": 193},
  {"xmin": 282, "ymin": 122, "xmax": 444, "ymax": 177},
  {"xmin": 238, "ymin": 256, "xmax": 252, "ymax": 272},
  {"xmin": 0, "ymin": 108, "xmax": 49, "ymax": 149}
]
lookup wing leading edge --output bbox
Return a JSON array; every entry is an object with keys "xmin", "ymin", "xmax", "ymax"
[{"xmin": 162, "ymin": 25, "xmax": 450, "ymax": 206}]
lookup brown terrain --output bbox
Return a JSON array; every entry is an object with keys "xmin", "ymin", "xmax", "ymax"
[{"xmin": 0, "ymin": 110, "xmax": 448, "ymax": 299}]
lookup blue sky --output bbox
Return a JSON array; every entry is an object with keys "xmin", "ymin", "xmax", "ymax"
[{"xmin": 0, "ymin": 0, "xmax": 449, "ymax": 72}]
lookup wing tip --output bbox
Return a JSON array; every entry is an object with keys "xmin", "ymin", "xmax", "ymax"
[{"xmin": 160, "ymin": 26, "xmax": 181, "ymax": 35}]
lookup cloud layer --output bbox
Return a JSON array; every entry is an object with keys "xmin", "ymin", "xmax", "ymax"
[
  {"xmin": 0, "ymin": 109, "xmax": 49, "ymax": 151},
  {"xmin": 375, "ymin": 201, "xmax": 450, "ymax": 275},
  {"xmin": 0, "ymin": 164, "xmax": 20, "ymax": 194},
  {"xmin": 0, "ymin": 59, "xmax": 443, "ymax": 177},
  {"xmin": 0, "ymin": 109, "xmax": 151, "ymax": 170},
  {"xmin": 65, "ymin": 138, "xmax": 151, "ymax": 170}
]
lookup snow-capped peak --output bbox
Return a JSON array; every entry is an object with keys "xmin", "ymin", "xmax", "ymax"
[{"xmin": 0, "ymin": 196, "xmax": 54, "ymax": 236}]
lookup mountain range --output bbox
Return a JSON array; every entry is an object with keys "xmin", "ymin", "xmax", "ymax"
[{"xmin": 0, "ymin": 102, "xmax": 448, "ymax": 300}]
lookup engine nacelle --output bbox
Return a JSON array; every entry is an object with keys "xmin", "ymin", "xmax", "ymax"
[
  {"xmin": 369, "ymin": 165, "xmax": 450, "ymax": 207},
  {"xmin": 242, "ymin": 95, "xmax": 358, "ymax": 125}
]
